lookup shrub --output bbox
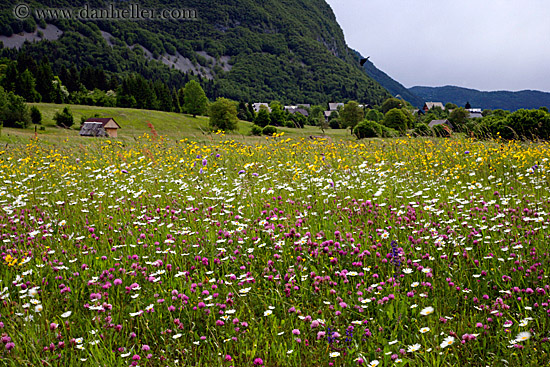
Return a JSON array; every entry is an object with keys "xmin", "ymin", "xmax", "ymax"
[
  {"xmin": 262, "ymin": 125, "xmax": 277, "ymax": 135},
  {"xmin": 283, "ymin": 120, "xmax": 295, "ymax": 128},
  {"xmin": 413, "ymin": 123, "xmax": 431, "ymax": 136},
  {"xmin": 250, "ymin": 125, "xmax": 262, "ymax": 136},
  {"xmin": 329, "ymin": 118, "xmax": 341, "ymax": 129},
  {"xmin": 353, "ymin": 120, "xmax": 381, "ymax": 139},
  {"xmin": 53, "ymin": 107, "xmax": 74, "ymax": 128},
  {"xmin": 380, "ymin": 124, "xmax": 400, "ymax": 138}
]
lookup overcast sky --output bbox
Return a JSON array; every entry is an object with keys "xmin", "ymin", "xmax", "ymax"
[{"xmin": 325, "ymin": 0, "xmax": 550, "ymax": 92}]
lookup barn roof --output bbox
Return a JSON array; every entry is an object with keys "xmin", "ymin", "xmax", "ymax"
[
  {"xmin": 428, "ymin": 119, "xmax": 454, "ymax": 129},
  {"xmin": 85, "ymin": 118, "xmax": 121, "ymax": 129},
  {"xmin": 80, "ymin": 122, "xmax": 108, "ymax": 137}
]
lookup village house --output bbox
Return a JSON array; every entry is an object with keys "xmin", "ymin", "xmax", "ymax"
[
  {"xmin": 328, "ymin": 102, "xmax": 344, "ymax": 111},
  {"xmin": 252, "ymin": 103, "xmax": 271, "ymax": 113},
  {"xmin": 467, "ymin": 108, "xmax": 483, "ymax": 119},
  {"xmin": 80, "ymin": 118, "xmax": 121, "ymax": 138},
  {"xmin": 323, "ymin": 102, "xmax": 344, "ymax": 121},
  {"xmin": 284, "ymin": 106, "xmax": 309, "ymax": 117},
  {"xmin": 423, "ymin": 102, "xmax": 445, "ymax": 112}
]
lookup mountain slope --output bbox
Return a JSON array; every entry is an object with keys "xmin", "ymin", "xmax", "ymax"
[
  {"xmin": 410, "ymin": 85, "xmax": 550, "ymax": 111},
  {"xmin": 0, "ymin": 0, "xmax": 392, "ymax": 105}
]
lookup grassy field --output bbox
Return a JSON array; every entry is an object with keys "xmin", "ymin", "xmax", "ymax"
[
  {"xmin": 0, "ymin": 132, "xmax": 549, "ymax": 366},
  {"xmin": 0, "ymin": 103, "xmax": 352, "ymax": 144}
]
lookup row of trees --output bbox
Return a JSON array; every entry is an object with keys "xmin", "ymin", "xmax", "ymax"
[
  {"xmin": 339, "ymin": 97, "xmax": 550, "ymax": 141},
  {"xmin": 0, "ymin": 54, "xmax": 216, "ymax": 115}
]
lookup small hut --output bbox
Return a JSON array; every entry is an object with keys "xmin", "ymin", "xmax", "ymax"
[{"xmin": 80, "ymin": 118, "xmax": 121, "ymax": 138}]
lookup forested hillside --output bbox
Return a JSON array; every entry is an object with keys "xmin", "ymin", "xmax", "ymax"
[
  {"xmin": 0, "ymin": 0, "xmax": 391, "ymax": 105},
  {"xmin": 410, "ymin": 85, "xmax": 550, "ymax": 111}
]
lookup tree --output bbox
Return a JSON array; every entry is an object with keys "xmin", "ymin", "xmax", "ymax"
[
  {"xmin": 308, "ymin": 105, "xmax": 324, "ymax": 126},
  {"xmin": 51, "ymin": 77, "xmax": 69, "ymax": 104},
  {"xmin": 269, "ymin": 102, "xmax": 286, "ymax": 126},
  {"xmin": 365, "ymin": 109, "xmax": 383, "ymax": 122},
  {"xmin": 448, "ymin": 107, "xmax": 470, "ymax": 131},
  {"xmin": 465, "ymin": 101, "xmax": 472, "ymax": 109},
  {"xmin": 209, "ymin": 97, "xmax": 238, "ymax": 131},
  {"xmin": 383, "ymin": 108, "xmax": 412, "ymax": 132},
  {"xmin": 172, "ymin": 87, "xmax": 181, "ymax": 113},
  {"xmin": 53, "ymin": 106, "xmax": 74, "ymax": 128},
  {"xmin": 35, "ymin": 57, "xmax": 55, "ymax": 102},
  {"xmin": 328, "ymin": 111, "xmax": 339, "ymax": 122},
  {"xmin": 247, "ymin": 102, "xmax": 255, "ymax": 121},
  {"xmin": 254, "ymin": 108, "xmax": 270, "ymax": 127},
  {"xmin": 0, "ymin": 89, "xmax": 31, "ymax": 128},
  {"xmin": 445, "ymin": 102, "xmax": 458, "ymax": 110},
  {"xmin": 2, "ymin": 62, "xmax": 18, "ymax": 92},
  {"xmin": 30, "ymin": 106, "xmax": 42, "ymax": 124},
  {"xmin": 381, "ymin": 98, "xmax": 403, "ymax": 114},
  {"xmin": 288, "ymin": 112, "xmax": 306, "ymax": 128},
  {"xmin": 0, "ymin": 86, "xmax": 5, "ymax": 132},
  {"xmin": 237, "ymin": 101, "xmax": 248, "ymax": 120},
  {"xmin": 183, "ymin": 80, "xmax": 208, "ymax": 117},
  {"xmin": 340, "ymin": 101, "xmax": 364, "ymax": 131},
  {"xmin": 16, "ymin": 69, "xmax": 41, "ymax": 102},
  {"xmin": 154, "ymin": 81, "xmax": 173, "ymax": 112}
]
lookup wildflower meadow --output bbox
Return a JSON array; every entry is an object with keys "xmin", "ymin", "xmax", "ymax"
[{"xmin": 0, "ymin": 133, "xmax": 549, "ymax": 366}]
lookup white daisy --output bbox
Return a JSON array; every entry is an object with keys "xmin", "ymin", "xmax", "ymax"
[
  {"xmin": 420, "ymin": 306, "xmax": 434, "ymax": 316},
  {"xmin": 407, "ymin": 343, "xmax": 421, "ymax": 352},
  {"xmin": 515, "ymin": 332, "xmax": 531, "ymax": 342},
  {"xmin": 440, "ymin": 336, "xmax": 455, "ymax": 348}
]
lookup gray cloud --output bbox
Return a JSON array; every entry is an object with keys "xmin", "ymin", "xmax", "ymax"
[{"xmin": 326, "ymin": 0, "xmax": 550, "ymax": 91}]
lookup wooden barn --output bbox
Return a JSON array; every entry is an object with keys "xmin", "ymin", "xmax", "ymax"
[{"xmin": 80, "ymin": 118, "xmax": 121, "ymax": 138}]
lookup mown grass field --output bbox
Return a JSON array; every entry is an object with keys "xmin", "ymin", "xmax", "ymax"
[{"xmin": 0, "ymin": 130, "xmax": 549, "ymax": 366}]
